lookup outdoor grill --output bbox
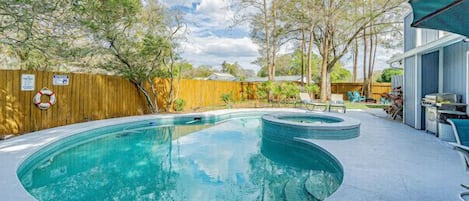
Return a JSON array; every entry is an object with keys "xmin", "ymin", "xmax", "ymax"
[{"xmin": 421, "ymin": 93, "xmax": 467, "ymax": 136}]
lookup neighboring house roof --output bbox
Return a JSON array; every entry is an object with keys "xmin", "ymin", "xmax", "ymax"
[
  {"xmin": 245, "ymin": 76, "xmax": 310, "ymax": 83},
  {"xmin": 207, "ymin": 73, "xmax": 237, "ymax": 81}
]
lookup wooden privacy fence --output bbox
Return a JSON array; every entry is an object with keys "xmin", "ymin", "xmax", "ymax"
[
  {"xmin": 0, "ymin": 70, "xmax": 148, "ymax": 135},
  {"xmin": 0, "ymin": 70, "xmax": 391, "ymax": 135},
  {"xmin": 331, "ymin": 82, "xmax": 392, "ymax": 101},
  {"xmin": 155, "ymin": 79, "xmax": 251, "ymax": 111},
  {"xmin": 0, "ymin": 70, "xmax": 250, "ymax": 135}
]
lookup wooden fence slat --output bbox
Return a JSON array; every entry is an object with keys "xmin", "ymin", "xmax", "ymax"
[
  {"xmin": 0, "ymin": 71, "xmax": 5, "ymax": 134},
  {"xmin": 12, "ymin": 71, "xmax": 21, "ymax": 133},
  {"xmin": 5, "ymin": 71, "xmax": 13, "ymax": 133}
]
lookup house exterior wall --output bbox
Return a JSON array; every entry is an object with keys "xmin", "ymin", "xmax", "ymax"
[
  {"xmin": 404, "ymin": 13, "xmax": 416, "ymax": 51},
  {"xmin": 399, "ymin": 12, "xmax": 467, "ymax": 130},
  {"xmin": 404, "ymin": 13, "xmax": 440, "ymax": 52},
  {"xmin": 443, "ymin": 41, "xmax": 469, "ymax": 102},
  {"xmin": 404, "ymin": 56, "xmax": 416, "ymax": 127},
  {"xmin": 421, "ymin": 29, "xmax": 439, "ymax": 45}
]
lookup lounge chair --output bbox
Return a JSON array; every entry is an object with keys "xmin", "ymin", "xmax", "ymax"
[
  {"xmin": 298, "ymin": 93, "xmax": 327, "ymax": 111},
  {"xmin": 447, "ymin": 119, "xmax": 469, "ymax": 200},
  {"xmin": 353, "ymin": 91, "xmax": 367, "ymax": 102},
  {"xmin": 329, "ymin": 94, "xmax": 346, "ymax": 113}
]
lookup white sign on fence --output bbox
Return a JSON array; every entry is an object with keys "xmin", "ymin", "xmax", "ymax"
[
  {"xmin": 21, "ymin": 74, "xmax": 35, "ymax": 91},
  {"xmin": 53, "ymin": 75, "xmax": 69, "ymax": 85}
]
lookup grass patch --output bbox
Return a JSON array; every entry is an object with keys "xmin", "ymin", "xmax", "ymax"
[{"xmin": 190, "ymin": 100, "xmax": 389, "ymax": 112}]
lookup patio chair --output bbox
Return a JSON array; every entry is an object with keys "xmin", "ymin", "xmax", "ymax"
[
  {"xmin": 447, "ymin": 119, "xmax": 469, "ymax": 201},
  {"xmin": 353, "ymin": 91, "xmax": 366, "ymax": 102},
  {"xmin": 298, "ymin": 93, "xmax": 327, "ymax": 111},
  {"xmin": 346, "ymin": 91, "xmax": 354, "ymax": 102},
  {"xmin": 329, "ymin": 94, "xmax": 346, "ymax": 113}
]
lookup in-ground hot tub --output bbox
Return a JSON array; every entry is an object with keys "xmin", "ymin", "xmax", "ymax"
[{"xmin": 262, "ymin": 112, "xmax": 360, "ymax": 140}]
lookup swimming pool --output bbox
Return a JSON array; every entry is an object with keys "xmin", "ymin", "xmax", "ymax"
[{"xmin": 16, "ymin": 112, "xmax": 343, "ymax": 201}]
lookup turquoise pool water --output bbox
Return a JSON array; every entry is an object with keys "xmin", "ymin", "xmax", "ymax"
[{"xmin": 18, "ymin": 117, "xmax": 343, "ymax": 201}]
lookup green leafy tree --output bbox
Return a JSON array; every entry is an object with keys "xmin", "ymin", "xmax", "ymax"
[
  {"xmin": 376, "ymin": 68, "xmax": 403, "ymax": 82},
  {"xmin": 174, "ymin": 62, "xmax": 193, "ymax": 78},
  {"xmin": 0, "ymin": 0, "xmax": 79, "ymax": 70},
  {"xmin": 257, "ymin": 50, "xmax": 321, "ymax": 84},
  {"xmin": 187, "ymin": 65, "xmax": 217, "ymax": 78},
  {"xmin": 281, "ymin": 0, "xmax": 405, "ymax": 101},
  {"xmin": 73, "ymin": 0, "xmax": 185, "ymax": 113},
  {"xmin": 330, "ymin": 64, "xmax": 352, "ymax": 83},
  {"xmin": 221, "ymin": 61, "xmax": 255, "ymax": 80}
]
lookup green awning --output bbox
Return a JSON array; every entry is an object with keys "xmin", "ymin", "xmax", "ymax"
[{"xmin": 409, "ymin": 0, "xmax": 469, "ymax": 37}]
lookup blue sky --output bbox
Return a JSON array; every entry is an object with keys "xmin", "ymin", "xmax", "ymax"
[{"xmin": 160, "ymin": 0, "xmax": 402, "ymax": 77}]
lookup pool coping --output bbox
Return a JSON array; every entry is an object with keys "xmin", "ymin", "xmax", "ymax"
[
  {"xmin": 1, "ymin": 108, "xmax": 327, "ymax": 201},
  {"xmin": 262, "ymin": 112, "xmax": 360, "ymax": 130},
  {"xmin": 2, "ymin": 108, "xmax": 462, "ymax": 201}
]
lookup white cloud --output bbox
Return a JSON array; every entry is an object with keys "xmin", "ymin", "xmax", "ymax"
[
  {"xmin": 159, "ymin": 0, "xmax": 260, "ymax": 70},
  {"xmin": 196, "ymin": 0, "xmax": 234, "ymax": 24},
  {"xmin": 180, "ymin": 36, "xmax": 259, "ymax": 69}
]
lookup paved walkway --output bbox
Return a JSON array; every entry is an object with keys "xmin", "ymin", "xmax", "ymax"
[{"xmin": 308, "ymin": 109, "xmax": 466, "ymax": 201}]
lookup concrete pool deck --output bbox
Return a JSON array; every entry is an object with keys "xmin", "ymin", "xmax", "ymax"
[
  {"xmin": 307, "ymin": 109, "xmax": 466, "ymax": 201},
  {"xmin": 0, "ymin": 108, "xmax": 466, "ymax": 200}
]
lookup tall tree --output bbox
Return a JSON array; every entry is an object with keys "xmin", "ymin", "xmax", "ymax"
[
  {"xmin": 72, "ymin": 0, "xmax": 185, "ymax": 113},
  {"xmin": 309, "ymin": 0, "xmax": 404, "ymax": 101},
  {"xmin": 235, "ymin": 0, "xmax": 291, "ymax": 83},
  {"xmin": 0, "ymin": 0, "xmax": 79, "ymax": 70},
  {"xmin": 362, "ymin": 0, "xmax": 406, "ymax": 97},
  {"xmin": 280, "ymin": 0, "xmax": 321, "ymax": 85}
]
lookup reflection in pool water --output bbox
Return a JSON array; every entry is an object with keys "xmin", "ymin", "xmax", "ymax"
[{"xmin": 19, "ymin": 118, "xmax": 342, "ymax": 201}]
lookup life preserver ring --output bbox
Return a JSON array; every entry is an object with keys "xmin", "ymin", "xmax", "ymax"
[{"xmin": 33, "ymin": 88, "xmax": 56, "ymax": 110}]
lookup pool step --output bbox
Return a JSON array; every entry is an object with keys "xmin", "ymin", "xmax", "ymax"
[
  {"xmin": 284, "ymin": 177, "xmax": 316, "ymax": 201},
  {"xmin": 305, "ymin": 171, "xmax": 340, "ymax": 201}
]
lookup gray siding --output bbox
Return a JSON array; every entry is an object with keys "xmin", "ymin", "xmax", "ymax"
[
  {"xmin": 391, "ymin": 75, "xmax": 403, "ymax": 89},
  {"xmin": 404, "ymin": 56, "xmax": 416, "ymax": 127},
  {"xmin": 404, "ymin": 14, "xmax": 416, "ymax": 52},
  {"xmin": 443, "ymin": 41, "xmax": 469, "ymax": 102},
  {"xmin": 421, "ymin": 29, "xmax": 439, "ymax": 45}
]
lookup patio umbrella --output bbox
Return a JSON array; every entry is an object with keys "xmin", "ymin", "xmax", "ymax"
[{"xmin": 409, "ymin": 0, "xmax": 469, "ymax": 37}]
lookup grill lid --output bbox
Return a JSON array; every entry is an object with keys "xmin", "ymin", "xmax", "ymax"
[{"xmin": 423, "ymin": 93, "xmax": 460, "ymax": 104}]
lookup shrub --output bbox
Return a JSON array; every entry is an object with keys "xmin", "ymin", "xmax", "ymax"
[
  {"xmin": 284, "ymin": 82, "xmax": 300, "ymax": 99},
  {"xmin": 377, "ymin": 68, "xmax": 403, "ymax": 82},
  {"xmin": 221, "ymin": 92, "xmax": 234, "ymax": 105},
  {"xmin": 272, "ymin": 83, "xmax": 284, "ymax": 100},
  {"xmin": 246, "ymin": 86, "xmax": 255, "ymax": 100},
  {"xmin": 257, "ymin": 81, "xmax": 272, "ymax": 101},
  {"xmin": 306, "ymin": 84, "xmax": 320, "ymax": 98},
  {"xmin": 174, "ymin": 98, "xmax": 186, "ymax": 112}
]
